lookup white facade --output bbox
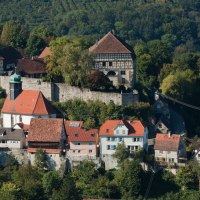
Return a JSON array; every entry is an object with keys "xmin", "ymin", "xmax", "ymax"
[
  {"xmin": 100, "ymin": 127, "xmax": 148, "ymax": 156},
  {"xmin": 0, "ymin": 140, "xmax": 22, "ymax": 149},
  {"xmin": 155, "ymin": 150, "xmax": 179, "ymax": 164},
  {"xmin": 3, "ymin": 113, "xmax": 56, "ymax": 128}
]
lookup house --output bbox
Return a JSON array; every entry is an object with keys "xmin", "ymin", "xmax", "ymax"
[
  {"xmin": 16, "ymin": 58, "xmax": 46, "ymax": 78},
  {"xmin": 89, "ymin": 32, "xmax": 135, "ymax": 88},
  {"xmin": 0, "ymin": 127, "xmax": 26, "ymax": 149},
  {"xmin": 27, "ymin": 118, "xmax": 67, "ymax": 170},
  {"xmin": 65, "ymin": 121, "xmax": 98, "ymax": 167},
  {"xmin": 1, "ymin": 73, "xmax": 57, "ymax": 128},
  {"xmin": 38, "ymin": 47, "xmax": 52, "ymax": 59},
  {"xmin": 154, "ymin": 133, "xmax": 187, "ymax": 166},
  {"xmin": 99, "ymin": 119, "xmax": 148, "ymax": 169}
]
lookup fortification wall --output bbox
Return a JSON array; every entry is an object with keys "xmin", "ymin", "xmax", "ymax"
[{"xmin": 0, "ymin": 76, "xmax": 138, "ymax": 105}]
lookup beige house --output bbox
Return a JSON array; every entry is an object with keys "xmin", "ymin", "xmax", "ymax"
[
  {"xmin": 154, "ymin": 133, "xmax": 187, "ymax": 166},
  {"xmin": 89, "ymin": 32, "xmax": 135, "ymax": 88}
]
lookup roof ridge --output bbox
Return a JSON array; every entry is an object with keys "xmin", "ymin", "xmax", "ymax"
[{"xmin": 32, "ymin": 91, "xmax": 41, "ymax": 115}]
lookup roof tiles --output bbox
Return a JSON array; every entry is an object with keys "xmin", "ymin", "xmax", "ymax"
[
  {"xmin": 99, "ymin": 120, "xmax": 145, "ymax": 137},
  {"xmin": 2, "ymin": 90, "xmax": 56, "ymax": 115},
  {"xmin": 89, "ymin": 32, "xmax": 131, "ymax": 54}
]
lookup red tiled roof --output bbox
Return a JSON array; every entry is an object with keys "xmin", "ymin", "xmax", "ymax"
[
  {"xmin": 154, "ymin": 133, "xmax": 181, "ymax": 151},
  {"xmin": 28, "ymin": 118, "xmax": 64, "ymax": 142},
  {"xmin": 2, "ymin": 90, "xmax": 56, "ymax": 115},
  {"xmin": 27, "ymin": 148, "xmax": 61, "ymax": 154},
  {"xmin": 65, "ymin": 121, "xmax": 98, "ymax": 143},
  {"xmin": 89, "ymin": 32, "xmax": 131, "ymax": 54},
  {"xmin": 17, "ymin": 58, "xmax": 46, "ymax": 75},
  {"xmin": 99, "ymin": 120, "xmax": 144, "ymax": 137},
  {"xmin": 38, "ymin": 47, "xmax": 52, "ymax": 59}
]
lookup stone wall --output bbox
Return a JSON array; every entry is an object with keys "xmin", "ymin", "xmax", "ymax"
[{"xmin": 0, "ymin": 76, "xmax": 138, "ymax": 105}]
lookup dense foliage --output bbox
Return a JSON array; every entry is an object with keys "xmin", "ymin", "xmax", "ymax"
[
  {"xmin": 0, "ymin": 153, "xmax": 199, "ymax": 200},
  {"xmin": 53, "ymin": 99, "xmax": 153, "ymax": 129}
]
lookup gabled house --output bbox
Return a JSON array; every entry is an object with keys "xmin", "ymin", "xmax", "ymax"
[
  {"xmin": 1, "ymin": 73, "xmax": 57, "ymax": 128},
  {"xmin": 27, "ymin": 118, "xmax": 67, "ymax": 169},
  {"xmin": 154, "ymin": 133, "xmax": 187, "ymax": 166},
  {"xmin": 65, "ymin": 121, "xmax": 98, "ymax": 165},
  {"xmin": 89, "ymin": 32, "xmax": 135, "ymax": 88},
  {"xmin": 99, "ymin": 119, "xmax": 148, "ymax": 169},
  {"xmin": 0, "ymin": 128, "xmax": 26, "ymax": 149},
  {"xmin": 16, "ymin": 58, "xmax": 46, "ymax": 78}
]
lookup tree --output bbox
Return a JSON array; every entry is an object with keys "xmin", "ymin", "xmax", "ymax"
[
  {"xmin": 114, "ymin": 160, "xmax": 143, "ymax": 199},
  {"xmin": 0, "ymin": 182, "xmax": 20, "ymax": 200},
  {"xmin": 112, "ymin": 142, "xmax": 130, "ymax": 165},
  {"xmin": 42, "ymin": 170, "xmax": 61, "ymax": 198},
  {"xmin": 12, "ymin": 164, "xmax": 44, "ymax": 200},
  {"xmin": 26, "ymin": 26, "xmax": 54, "ymax": 57},
  {"xmin": 176, "ymin": 164, "xmax": 198, "ymax": 190},
  {"xmin": 86, "ymin": 70, "xmax": 113, "ymax": 90},
  {"xmin": 51, "ymin": 175, "xmax": 81, "ymax": 200},
  {"xmin": 0, "ymin": 21, "xmax": 28, "ymax": 48},
  {"xmin": 35, "ymin": 149, "xmax": 49, "ymax": 171}
]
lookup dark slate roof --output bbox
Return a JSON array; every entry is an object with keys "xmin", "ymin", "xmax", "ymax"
[
  {"xmin": 0, "ymin": 128, "xmax": 25, "ymax": 141},
  {"xmin": 0, "ymin": 47, "xmax": 23, "ymax": 64}
]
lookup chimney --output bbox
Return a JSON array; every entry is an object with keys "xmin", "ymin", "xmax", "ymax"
[{"xmin": 168, "ymin": 130, "xmax": 171, "ymax": 138}]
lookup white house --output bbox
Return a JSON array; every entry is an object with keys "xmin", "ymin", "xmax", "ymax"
[
  {"xmin": 154, "ymin": 133, "xmax": 187, "ymax": 166},
  {"xmin": 1, "ymin": 73, "xmax": 57, "ymax": 128},
  {"xmin": 0, "ymin": 128, "xmax": 26, "ymax": 149},
  {"xmin": 99, "ymin": 120, "xmax": 148, "ymax": 169}
]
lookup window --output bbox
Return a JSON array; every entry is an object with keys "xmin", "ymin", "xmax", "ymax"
[
  {"xmin": 122, "ymin": 78, "xmax": 125, "ymax": 84},
  {"xmin": 107, "ymin": 137, "xmax": 110, "ymax": 141},
  {"xmin": 111, "ymin": 137, "xmax": 116, "ymax": 141},
  {"xmin": 89, "ymin": 150, "xmax": 92, "ymax": 153},
  {"xmin": 102, "ymin": 61, "xmax": 106, "ymax": 67},
  {"xmin": 116, "ymin": 130, "xmax": 119, "ymax": 134},
  {"xmin": 106, "ymin": 129, "xmax": 109, "ymax": 133},
  {"xmin": 109, "ymin": 62, "xmax": 112, "ymax": 67},
  {"xmin": 11, "ymin": 115, "xmax": 14, "ymax": 126},
  {"xmin": 121, "ymin": 71, "xmax": 126, "ymax": 75},
  {"xmin": 159, "ymin": 150, "xmax": 163, "ymax": 154},
  {"xmin": 168, "ymin": 151, "xmax": 171, "ymax": 154},
  {"xmin": 107, "ymin": 145, "xmax": 110, "ymax": 150},
  {"xmin": 88, "ymin": 142, "xmax": 93, "ymax": 145},
  {"xmin": 73, "ymin": 150, "xmax": 75, "ymax": 153},
  {"xmin": 119, "ymin": 137, "xmax": 123, "ymax": 142},
  {"xmin": 111, "ymin": 145, "xmax": 116, "ymax": 150},
  {"xmin": 91, "ymin": 133, "xmax": 95, "ymax": 137},
  {"xmin": 122, "ymin": 130, "xmax": 126, "ymax": 134},
  {"xmin": 135, "ymin": 146, "xmax": 139, "ymax": 150},
  {"xmin": 19, "ymin": 115, "xmax": 22, "ymax": 122},
  {"xmin": 78, "ymin": 150, "xmax": 81, "ymax": 153},
  {"xmin": 74, "ymin": 133, "xmax": 78, "ymax": 137},
  {"xmin": 171, "ymin": 158, "xmax": 174, "ymax": 163},
  {"xmin": 75, "ymin": 142, "xmax": 81, "ymax": 145}
]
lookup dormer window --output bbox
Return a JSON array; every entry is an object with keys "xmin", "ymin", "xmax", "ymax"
[
  {"xmin": 74, "ymin": 133, "xmax": 78, "ymax": 137},
  {"xmin": 91, "ymin": 133, "xmax": 95, "ymax": 137},
  {"xmin": 106, "ymin": 129, "xmax": 109, "ymax": 133}
]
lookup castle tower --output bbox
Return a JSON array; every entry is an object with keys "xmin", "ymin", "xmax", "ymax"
[{"xmin": 9, "ymin": 73, "xmax": 22, "ymax": 100}]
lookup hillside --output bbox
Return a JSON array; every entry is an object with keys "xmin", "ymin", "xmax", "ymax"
[{"xmin": 0, "ymin": 0, "xmax": 200, "ymax": 44}]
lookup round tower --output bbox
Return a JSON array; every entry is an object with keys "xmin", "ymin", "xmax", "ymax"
[{"xmin": 9, "ymin": 73, "xmax": 22, "ymax": 100}]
